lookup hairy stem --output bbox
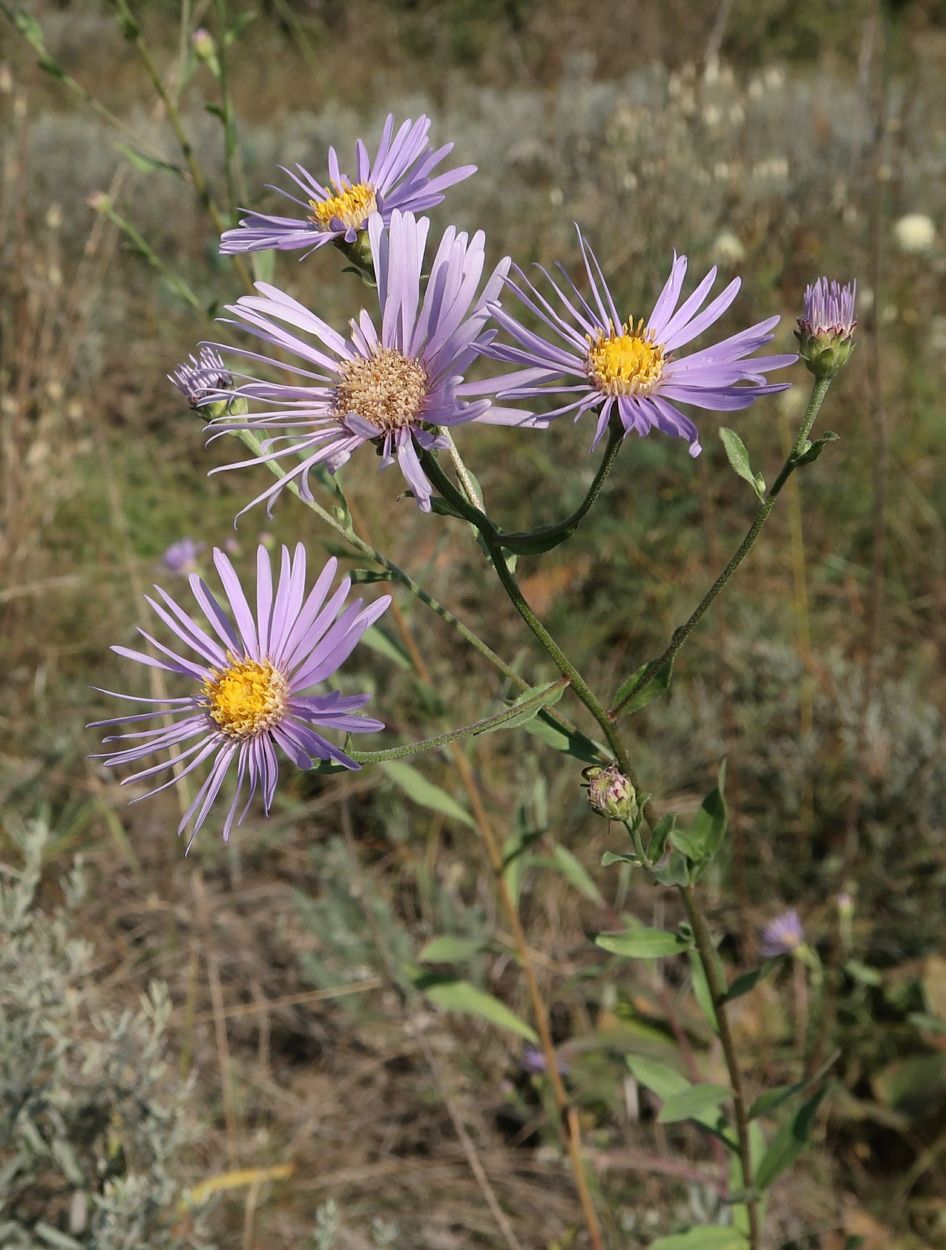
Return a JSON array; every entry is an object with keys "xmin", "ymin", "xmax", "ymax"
[
  {"xmin": 679, "ymin": 884, "xmax": 761, "ymax": 1250},
  {"xmin": 610, "ymin": 375, "xmax": 832, "ymax": 719}
]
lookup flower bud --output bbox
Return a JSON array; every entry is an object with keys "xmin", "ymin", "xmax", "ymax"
[
  {"xmin": 168, "ymin": 346, "xmax": 234, "ymax": 417},
  {"xmin": 191, "ymin": 27, "xmax": 217, "ymax": 62},
  {"xmin": 796, "ymin": 278, "xmax": 857, "ymax": 380},
  {"xmin": 583, "ymin": 765, "xmax": 637, "ymax": 822}
]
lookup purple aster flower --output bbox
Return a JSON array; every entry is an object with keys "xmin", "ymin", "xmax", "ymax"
[
  {"xmin": 798, "ymin": 278, "xmax": 857, "ymax": 339},
  {"xmin": 169, "ymin": 346, "xmax": 233, "ymax": 409},
  {"xmin": 219, "ymin": 114, "xmax": 475, "ymax": 257},
  {"xmin": 760, "ymin": 908, "xmax": 805, "ymax": 958},
  {"xmin": 91, "ymin": 544, "xmax": 390, "ymax": 847},
  {"xmin": 522, "ymin": 1044, "xmax": 570, "ymax": 1077},
  {"xmin": 205, "ymin": 209, "xmax": 519, "ymax": 516},
  {"xmin": 161, "ymin": 538, "xmax": 204, "ymax": 576},
  {"xmin": 796, "ymin": 277, "xmax": 857, "ymax": 379},
  {"xmin": 480, "ymin": 229, "xmax": 796, "ymax": 457}
]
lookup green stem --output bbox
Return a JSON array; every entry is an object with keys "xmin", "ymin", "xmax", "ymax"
[
  {"xmin": 211, "ymin": 0, "xmax": 246, "ymax": 213},
  {"xmin": 96, "ymin": 203, "xmax": 204, "ymax": 314},
  {"xmin": 496, "ymin": 421, "xmax": 625, "ymax": 554},
  {"xmin": 444, "ymin": 434, "xmax": 484, "ymax": 511},
  {"xmin": 679, "ymin": 884, "xmax": 761, "ymax": 1250},
  {"xmin": 110, "ymin": 0, "xmax": 253, "ymax": 290},
  {"xmin": 420, "ymin": 451, "xmax": 638, "ymax": 780},
  {"xmin": 315, "ymin": 679, "xmax": 570, "ymax": 771},
  {"xmin": 609, "ymin": 375, "xmax": 832, "ymax": 720},
  {"xmin": 233, "ymin": 432, "xmax": 594, "ymax": 751}
]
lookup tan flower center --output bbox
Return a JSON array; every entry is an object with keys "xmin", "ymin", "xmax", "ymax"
[
  {"xmin": 334, "ymin": 347, "xmax": 429, "ymax": 433},
  {"xmin": 203, "ymin": 656, "xmax": 288, "ymax": 739},
  {"xmin": 587, "ymin": 321, "xmax": 665, "ymax": 396},
  {"xmin": 309, "ymin": 181, "xmax": 378, "ymax": 232}
]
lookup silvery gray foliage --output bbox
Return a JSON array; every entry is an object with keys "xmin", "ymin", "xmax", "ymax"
[
  {"xmin": 0, "ymin": 821, "xmax": 213, "ymax": 1249},
  {"xmin": 311, "ymin": 1200, "xmax": 401, "ymax": 1250}
]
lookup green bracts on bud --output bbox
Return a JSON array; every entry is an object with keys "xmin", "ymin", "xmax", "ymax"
[
  {"xmin": 795, "ymin": 328, "xmax": 856, "ymax": 381},
  {"xmin": 583, "ymin": 765, "xmax": 638, "ymax": 822}
]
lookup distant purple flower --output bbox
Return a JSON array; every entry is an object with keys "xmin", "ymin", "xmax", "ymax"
[
  {"xmin": 206, "ymin": 210, "xmax": 516, "ymax": 516},
  {"xmin": 760, "ymin": 909, "xmax": 805, "ymax": 958},
  {"xmin": 219, "ymin": 114, "xmax": 475, "ymax": 257},
  {"xmin": 161, "ymin": 538, "xmax": 204, "ymax": 576},
  {"xmin": 91, "ymin": 544, "xmax": 389, "ymax": 847},
  {"xmin": 522, "ymin": 1045, "xmax": 570, "ymax": 1077},
  {"xmin": 480, "ymin": 228, "xmax": 796, "ymax": 457},
  {"xmin": 798, "ymin": 278, "xmax": 857, "ymax": 339},
  {"xmin": 169, "ymin": 346, "xmax": 233, "ymax": 409}
]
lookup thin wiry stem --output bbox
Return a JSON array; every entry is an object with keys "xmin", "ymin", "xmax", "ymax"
[{"xmin": 609, "ymin": 375, "xmax": 833, "ymax": 720}]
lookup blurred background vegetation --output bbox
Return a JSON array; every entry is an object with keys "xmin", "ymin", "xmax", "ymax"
[{"xmin": 2, "ymin": 0, "xmax": 946, "ymax": 1246}]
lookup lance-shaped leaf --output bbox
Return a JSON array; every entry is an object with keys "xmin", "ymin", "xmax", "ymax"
[
  {"xmin": 648, "ymin": 1228, "xmax": 747, "ymax": 1250},
  {"xmin": 597, "ymin": 924, "xmax": 691, "ymax": 959},
  {"xmin": 670, "ymin": 760, "xmax": 727, "ymax": 873},
  {"xmin": 754, "ymin": 1084, "xmax": 829, "ymax": 1191},
  {"xmin": 720, "ymin": 427, "xmax": 765, "ymax": 500},
  {"xmin": 794, "ymin": 430, "xmax": 840, "ymax": 467},
  {"xmin": 611, "ymin": 656, "xmax": 674, "ymax": 718},
  {"xmin": 414, "ymin": 972, "xmax": 538, "ymax": 1043}
]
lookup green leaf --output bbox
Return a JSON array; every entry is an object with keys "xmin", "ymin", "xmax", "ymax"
[
  {"xmin": 723, "ymin": 963, "xmax": 776, "ymax": 1003},
  {"xmin": 673, "ymin": 761, "xmax": 727, "ymax": 870},
  {"xmin": 626, "ymin": 1056, "xmax": 691, "ymax": 1102},
  {"xmin": 479, "ymin": 681, "xmax": 567, "ymax": 735},
  {"xmin": 844, "ymin": 958, "xmax": 882, "ymax": 986},
  {"xmin": 648, "ymin": 1225, "xmax": 747, "ymax": 1250},
  {"xmin": 380, "ymin": 761, "xmax": 475, "ymax": 828},
  {"xmin": 116, "ymin": 142, "xmax": 184, "ymax": 178},
  {"xmin": 597, "ymin": 924, "xmax": 691, "ymax": 959},
  {"xmin": 688, "ymin": 949, "xmax": 718, "ymax": 1031},
  {"xmin": 250, "ymin": 248, "xmax": 276, "ymax": 285},
  {"xmin": 38, "ymin": 56, "xmax": 66, "ymax": 81},
  {"xmin": 794, "ymin": 430, "xmax": 839, "ymax": 467},
  {"xmin": 720, "ymin": 427, "xmax": 765, "ymax": 500},
  {"xmin": 428, "ymin": 493, "xmax": 469, "ymax": 521},
  {"xmin": 601, "ymin": 849, "xmax": 639, "ymax": 868},
  {"xmin": 647, "ymin": 812, "xmax": 676, "ymax": 862},
  {"xmin": 414, "ymin": 973, "xmax": 537, "ymax": 1043},
  {"xmin": 750, "ymin": 1050, "xmax": 840, "ymax": 1120},
  {"xmin": 652, "ymin": 849, "xmax": 690, "ymax": 886},
  {"xmin": 658, "ymin": 1083, "xmax": 731, "ymax": 1124},
  {"xmin": 521, "ymin": 710, "xmax": 604, "ymax": 764},
  {"xmin": 13, "ymin": 9, "xmax": 48, "ymax": 52},
  {"xmin": 754, "ymin": 1085, "xmax": 828, "ymax": 1191},
  {"xmin": 543, "ymin": 844, "xmax": 603, "ymax": 903},
  {"xmin": 418, "ymin": 936, "xmax": 485, "ymax": 964},
  {"xmin": 612, "ymin": 656, "xmax": 674, "ymax": 717}
]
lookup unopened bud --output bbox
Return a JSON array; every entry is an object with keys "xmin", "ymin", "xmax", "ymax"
[
  {"xmin": 86, "ymin": 190, "xmax": 111, "ymax": 214},
  {"xmin": 796, "ymin": 278, "xmax": 857, "ymax": 380},
  {"xmin": 191, "ymin": 27, "xmax": 217, "ymax": 62},
  {"xmin": 583, "ymin": 765, "xmax": 637, "ymax": 822}
]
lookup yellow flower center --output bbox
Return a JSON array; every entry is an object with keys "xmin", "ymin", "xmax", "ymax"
[
  {"xmin": 203, "ymin": 656, "xmax": 288, "ymax": 739},
  {"xmin": 309, "ymin": 181, "xmax": 378, "ymax": 232},
  {"xmin": 587, "ymin": 321, "xmax": 665, "ymax": 396},
  {"xmin": 334, "ymin": 347, "xmax": 429, "ymax": 433}
]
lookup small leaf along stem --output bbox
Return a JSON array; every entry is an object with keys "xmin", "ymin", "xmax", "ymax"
[
  {"xmin": 609, "ymin": 374, "xmax": 833, "ymax": 720},
  {"xmin": 420, "ymin": 449, "xmax": 641, "ymax": 781}
]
